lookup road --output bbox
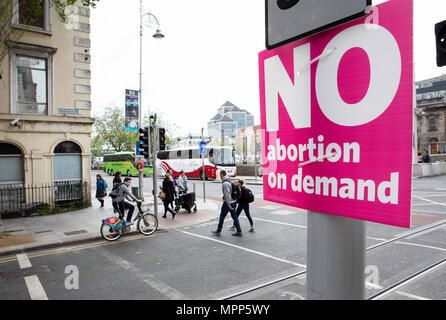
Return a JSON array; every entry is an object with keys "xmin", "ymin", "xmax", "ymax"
[{"xmin": 1, "ymin": 173, "xmax": 446, "ymax": 300}]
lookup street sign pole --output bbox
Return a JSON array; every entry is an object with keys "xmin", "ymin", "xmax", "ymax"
[
  {"xmin": 201, "ymin": 128, "xmax": 206, "ymax": 202},
  {"xmin": 151, "ymin": 115, "xmax": 158, "ymax": 218},
  {"xmin": 307, "ymin": 211, "xmax": 365, "ymax": 299}
]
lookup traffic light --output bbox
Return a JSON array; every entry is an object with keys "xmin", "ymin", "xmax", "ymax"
[
  {"xmin": 435, "ymin": 20, "xmax": 446, "ymax": 67},
  {"xmin": 139, "ymin": 127, "xmax": 149, "ymax": 158},
  {"xmin": 158, "ymin": 128, "xmax": 166, "ymax": 151}
]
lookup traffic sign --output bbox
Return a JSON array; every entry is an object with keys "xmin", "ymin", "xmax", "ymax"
[
  {"xmin": 199, "ymin": 142, "xmax": 207, "ymax": 155},
  {"xmin": 259, "ymin": 0, "xmax": 413, "ymax": 228},
  {"xmin": 266, "ymin": 0, "xmax": 371, "ymax": 49}
]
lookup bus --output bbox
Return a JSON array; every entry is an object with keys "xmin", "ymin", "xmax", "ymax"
[
  {"xmin": 103, "ymin": 152, "xmax": 153, "ymax": 177},
  {"xmin": 156, "ymin": 146, "xmax": 236, "ymax": 180}
]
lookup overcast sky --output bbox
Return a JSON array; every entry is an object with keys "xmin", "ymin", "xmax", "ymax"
[{"xmin": 90, "ymin": 0, "xmax": 446, "ymax": 137}]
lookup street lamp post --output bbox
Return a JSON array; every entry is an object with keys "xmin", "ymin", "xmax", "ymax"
[{"xmin": 138, "ymin": 0, "xmax": 164, "ymax": 201}]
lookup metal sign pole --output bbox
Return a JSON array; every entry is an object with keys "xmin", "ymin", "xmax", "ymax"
[
  {"xmin": 201, "ymin": 127, "xmax": 206, "ymax": 202},
  {"xmin": 138, "ymin": 0, "xmax": 144, "ymax": 201},
  {"xmin": 151, "ymin": 116, "xmax": 158, "ymax": 218},
  {"xmin": 306, "ymin": 211, "xmax": 365, "ymax": 300}
]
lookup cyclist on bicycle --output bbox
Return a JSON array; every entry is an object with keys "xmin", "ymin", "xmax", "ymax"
[{"xmin": 112, "ymin": 177, "xmax": 141, "ymax": 226}]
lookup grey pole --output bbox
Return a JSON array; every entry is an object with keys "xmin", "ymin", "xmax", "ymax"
[
  {"xmin": 254, "ymin": 131, "xmax": 258, "ymax": 183},
  {"xmin": 201, "ymin": 127, "xmax": 206, "ymax": 202},
  {"xmin": 306, "ymin": 211, "xmax": 365, "ymax": 300},
  {"xmin": 137, "ymin": 0, "xmax": 144, "ymax": 200},
  {"xmin": 151, "ymin": 116, "xmax": 158, "ymax": 218}
]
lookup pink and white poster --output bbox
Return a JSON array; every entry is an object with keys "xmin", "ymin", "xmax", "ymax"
[{"xmin": 258, "ymin": 0, "xmax": 413, "ymax": 227}]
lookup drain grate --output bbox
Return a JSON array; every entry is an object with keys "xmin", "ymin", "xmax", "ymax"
[
  {"xmin": 64, "ymin": 229, "xmax": 88, "ymax": 236},
  {"xmin": 0, "ymin": 265, "xmax": 50, "ymax": 282},
  {"xmin": 35, "ymin": 230, "xmax": 53, "ymax": 234}
]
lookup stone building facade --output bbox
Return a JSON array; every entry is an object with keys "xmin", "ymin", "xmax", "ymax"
[
  {"xmin": 415, "ymin": 75, "xmax": 446, "ymax": 161},
  {"xmin": 0, "ymin": 1, "xmax": 94, "ymax": 190}
]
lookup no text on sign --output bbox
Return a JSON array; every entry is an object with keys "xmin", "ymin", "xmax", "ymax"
[
  {"xmin": 266, "ymin": 0, "xmax": 371, "ymax": 49},
  {"xmin": 259, "ymin": 0, "xmax": 413, "ymax": 227}
]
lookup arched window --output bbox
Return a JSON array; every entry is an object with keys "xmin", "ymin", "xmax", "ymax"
[
  {"xmin": 53, "ymin": 141, "xmax": 82, "ymax": 182},
  {"xmin": 0, "ymin": 143, "xmax": 24, "ymax": 184},
  {"xmin": 54, "ymin": 141, "xmax": 82, "ymax": 154}
]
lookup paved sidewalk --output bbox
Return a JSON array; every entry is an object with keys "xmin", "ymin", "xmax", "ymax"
[{"xmin": 0, "ymin": 193, "xmax": 219, "ymax": 257}]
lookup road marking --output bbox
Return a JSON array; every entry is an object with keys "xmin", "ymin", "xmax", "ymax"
[
  {"xmin": 394, "ymin": 291, "xmax": 431, "ymax": 300},
  {"xmin": 24, "ymin": 276, "xmax": 48, "ymax": 300},
  {"xmin": 16, "ymin": 253, "xmax": 32, "ymax": 269},
  {"xmin": 411, "ymin": 209, "xmax": 446, "ymax": 215},
  {"xmin": 248, "ymin": 217, "xmax": 307, "ymax": 229},
  {"xmin": 395, "ymin": 241, "xmax": 446, "ymax": 252},
  {"xmin": 16, "ymin": 253, "xmax": 48, "ymax": 300},
  {"xmin": 175, "ymin": 229, "xmax": 306, "ymax": 268},
  {"xmin": 412, "ymin": 195, "xmax": 446, "ymax": 207},
  {"xmin": 270, "ymin": 210, "xmax": 297, "ymax": 216},
  {"xmin": 435, "ymin": 188, "xmax": 446, "ymax": 191},
  {"xmin": 96, "ymin": 247, "xmax": 187, "ymax": 300}
]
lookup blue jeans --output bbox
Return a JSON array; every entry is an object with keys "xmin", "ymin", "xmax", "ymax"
[
  {"xmin": 236, "ymin": 202, "xmax": 253, "ymax": 226},
  {"xmin": 217, "ymin": 201, "xmax": 241, "ymax": 233}
]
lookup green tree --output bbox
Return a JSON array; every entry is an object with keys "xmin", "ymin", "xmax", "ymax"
[
  {"xmin": 92, "ymin": 104, "xmax": 181, "ymax": 156},
  {"xmin": 0, "ymin": 0, "xmax": 99, "ymax": 66}
]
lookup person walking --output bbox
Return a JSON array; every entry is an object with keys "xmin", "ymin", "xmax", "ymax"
[
  {"xmin": 162, "ymin": 173, "xmax": 176, "ymax": 219},
  {"xmin": 95, "ymin": 174, "xmax": 108, "ymax": 208},
  {"xmin": 110, "ymin": 171, "xmax": 122, "ymax": 213},
  {"xmin": 212, "ymin": 170, "xmax": 242, "ymax": 237},
  {"xmin": 113, "ymin": 171, "xmax": 122, "ymax": 185},
  {"xmin": 230, "ymin": 179, "xmax": 255, "ymax": 232},
  {"xmin": 422, "ymin": 150, "xmax": 431, "ymax": 163},
  {"xmin": 177, "ymin": 170, "xmax": 188, "ymax": 196}
]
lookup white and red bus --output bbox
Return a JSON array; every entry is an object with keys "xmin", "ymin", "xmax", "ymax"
[{"xmin": 156, "ymin": 146, "xmax": 236, "ymax": 179}]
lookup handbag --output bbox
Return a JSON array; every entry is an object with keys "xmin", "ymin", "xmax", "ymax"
[{"xmin": 158, "ymin": 191, "xmax": 166, "ymax": 200}]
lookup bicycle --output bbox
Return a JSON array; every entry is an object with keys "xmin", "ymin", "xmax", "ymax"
[{"xmin": 100, "ymin": 201, "xmax": 158, "ymax": 241}]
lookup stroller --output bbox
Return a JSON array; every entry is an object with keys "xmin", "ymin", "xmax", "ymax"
[{"xmin": 174, "ymin": 191, "xmax": 197, "ymax": 213}]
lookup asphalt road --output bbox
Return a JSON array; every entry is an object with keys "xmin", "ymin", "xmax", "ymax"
[{"xmin": 1, "ymin": 173, "xmax": 446, "ymax": 300}]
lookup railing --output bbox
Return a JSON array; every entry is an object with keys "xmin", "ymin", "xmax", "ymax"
[{"xmin": 0, "ymin": 181, "xmax": 89, "ymax": 218}]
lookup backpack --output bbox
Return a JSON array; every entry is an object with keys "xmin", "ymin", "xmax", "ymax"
[
  {"xmin": 109, "ymin": 183, "xmax": 123, "ymax": 198},
  {"xmin": 243, "ymin": 186, "xmax": 255, "ymax": 203},
  {"xmin": 230, "ymin": 182, "xmax": 242, "ymax": 201}
]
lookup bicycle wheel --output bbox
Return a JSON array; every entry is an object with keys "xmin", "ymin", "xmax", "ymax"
[
  {"xmin": 137, "ymin": 213, "xmax": 158, "ymax": 236},
  {"xmin": 100, "ymin": 223, "xmax": 122, "ymax": 241}
]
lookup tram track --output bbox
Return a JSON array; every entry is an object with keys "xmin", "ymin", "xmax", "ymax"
[{"xmin": 221, "ymin": 218, "xmax": 446, "ymax": 300}]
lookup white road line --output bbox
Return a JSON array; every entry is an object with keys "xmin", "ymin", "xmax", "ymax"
[
  {"xmin": 176, "ymin": 229, "xmax": 307, "ymax": 268},
  {"xmin": 395, "ymin": 241, "xmax": 446, "ymax": 252},
  {"xmin": 16, "ymin": 253, "xmax": 32, "ymax": 269},
  {"xmin": 24, "ymin": 276, "xmax": 48, "ymax": 300},
  {"xmin": 248, "ymin": 217, "xmax": 307, "ymax": 229},
  {"xmin": 412, "ymin": 195, "xmax": 446, "ymax": 207},
  {"xmin": 97, "ymin": 248, "xmax": 187, "ymax": 300},
  {"xmin": 394, "ymin": 291, "xmax": 431, "ymax": 300},
  {"xmin": 411, "ymin": 209, "xmax": 446, "ymax": 215},
  {"xmin": 435, "ymin": 188, "xmax": 446, "ymax": 191},
  {"xmin": 16, "ymin": 253, "xmax": 48, "ymax": 300}
]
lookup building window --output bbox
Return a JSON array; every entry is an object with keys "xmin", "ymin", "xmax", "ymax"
[
  {"xmin": 16, "ymin": 55, "xmax": 48, "ymax": 115},
  {"xmin": 54, "ymin": 142, "xmax": 82, "ymax": 182},
  {"xmin": 429, "ymin": 118, "xmax": 437, "ymax": 132},
  {"xmin": 0, "ymin": 143, "xmax": 24, "ymax": 185},
  {"xmin": 9, "ymin": 42, "xmax": 56, "ymax": 115},
  {"xmin": 12, "ymin": 0, "xmax": 51, "ymax": 33}
]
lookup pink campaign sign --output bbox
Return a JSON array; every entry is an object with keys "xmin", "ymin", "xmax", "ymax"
[{"xmin": 258, "ymin": 0, "xmax": 413, "ymax": 228}]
